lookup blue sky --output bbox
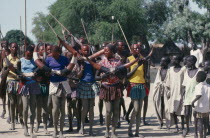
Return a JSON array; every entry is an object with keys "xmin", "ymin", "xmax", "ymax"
[{"xmin": 0, "ymin": 0, "xmax": 207, "ymax": 43}]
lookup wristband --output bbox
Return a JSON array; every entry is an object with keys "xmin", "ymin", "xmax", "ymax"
[
  {"xmin": 51, "ymin": 69, "xmax": 61, "ymax": 75},
  {"xmin": 33, "ymin": 52, "xmax": 39, "ymax": 61},
  {"xmin": 70, "ymin": 56, "xmax": 77, "ymax": 64},
  {"xmin": 41, "ymin": 65, "xmax": 51, "ymax": 72}
]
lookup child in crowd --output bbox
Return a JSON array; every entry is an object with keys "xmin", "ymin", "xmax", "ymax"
[{"xmin": 192, "ymin": 71, "xmax": 210, "ymax": 138}]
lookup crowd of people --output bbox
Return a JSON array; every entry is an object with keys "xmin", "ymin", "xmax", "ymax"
[
  {"xmin": 0, "ymin": 37, "xmax": 209, "ymax": 138},
  {"xmin": 0, "ymin": 38, "xmax": 151, "ymax": 138}
]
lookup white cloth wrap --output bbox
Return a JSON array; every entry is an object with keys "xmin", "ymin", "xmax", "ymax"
[
  {"xmin": 22, "ymin": 72, "xmax": 34, "ymax": 77},
  {"xmin": 33, "ymin": 52, "xmax": 39, "ymax": 61},
  {"xmin": 51, "ymin": 69, "xmax": 61, "ymax": 75},
  {"xmin": 70, "ymin": 56, "xmax": 77, "ymax": 64},
  {"xmin": 49, "ymin": 81, "xmax": 71, "ymax": 95}
]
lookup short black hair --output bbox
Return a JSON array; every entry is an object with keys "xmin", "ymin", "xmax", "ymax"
[
  {"xmin": 196, "ymin": 71, "xmax": 207, "ymax": 83},
  {"xmin": 116, "ymin": 40, "xmax": 124, "ymax": 45},
  {"xmin": 9, "ymin": 42, "xmax": 18, "ymax": 48},
  {"xmin": 106, "ymin": 44, "xmax": 117, "ymax": 54},
  {"xmin": 52, "ymin": 46, "xmax": 61, "ymax": 53},
  {"xmin": 173, "ymin": 55, "xmax": 182, "ymax": 62},
  {"xmin": 26, "ymin": 46, "xmax": 34, "ymax": 53},
  {"xmin": 187, "ymin": 55, "xmax": 197, "ymax": 64},
  {"xmin": 162, "ymin": 56, "xmax": 171, "ymax": 64}
]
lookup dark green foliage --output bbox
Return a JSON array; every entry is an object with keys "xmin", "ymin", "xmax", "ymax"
[{"xmin": 3, "ymin": 30, "xmax": 33, "ymax": 45}]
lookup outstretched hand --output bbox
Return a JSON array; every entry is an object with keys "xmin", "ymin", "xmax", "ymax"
[
  {"xmin": 34, "ymin": 43, "xmax": 40, "ymax": 52},
  {"xmin": 192, "ymin": 102, "xmax": 195, "ymax": 108}
]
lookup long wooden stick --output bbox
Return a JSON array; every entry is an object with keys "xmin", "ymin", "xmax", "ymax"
[
  {"xmin": 117, "ymin": 20, "xmax": 131, "ymax": 52},
  {"xmin": 24, "ymin": 0, "xmax": 27, "ymax": 53},
  {"xmin": 49, "ymin": 13, "xmax": 83, "ymax": 46},
  {"xmin": 81, "ymin": 18, "xmax": 90, "ymax": 44},
  {"xmin": 46, "ymin": 21, "xmax": 58, "ymax": 37}
]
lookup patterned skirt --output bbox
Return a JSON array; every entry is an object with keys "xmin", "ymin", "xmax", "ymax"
[
  {"xmin": 77, "ymin": 82, "xmax": 97, "ymax": 99},
  {"xmin": 39, "ymin": 83, "xmax": 49, "ymax": 96},
  {"xmin": 99, "ymin": 83, "xmax": 122, "ymax": 101},
  {"xmin": 6, "ymin": 80, "xmax": 19, "ymax": 94},
  {"xmin": 127, "ymin": 83, "xmax": 146, "ymax": 100},
  {"xmin": 196, "ymin": 112, "xmax": 209, "ymax": 118},
  {"xmin": 20, "ymin": 82, "xmax": 41, "ymax": 96}
]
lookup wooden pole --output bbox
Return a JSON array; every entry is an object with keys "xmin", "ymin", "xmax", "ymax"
[
  {"xmin": 111, "ymin": 16, "xmax": 114, "ymax": 43},
  {"xmin": 117, "ymin": 20, "xmax": 131, "ymax": 52},
  {"xmin": 49, "ymin": 13, "xmax": 83, "ymax": 46},
  {"xmin": 0, "ymin": 25, "xmax": 2, "ymax": 48},
  {"xmin": 24, "ymin": 0, "xmax": 27, "ymax": 53},
  {"xmin": 46, "ymin": 21, "xmax": 58, "ymax": 37},
  {"xmin": 19, "ymin": 16, "xmax": 22, "ymax": 57},
  {"xmin": 81, "ymin": 18, "xmax": 90, "ymax": 44}
]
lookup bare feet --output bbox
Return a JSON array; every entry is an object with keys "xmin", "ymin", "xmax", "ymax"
[
  {"xmin": 34, "ymin": 126, "xmax": 39, "ymax": 133},
  {"xmin": 52, "ymin": 131, "xmax": 58, "ymax": 138},
  {"xmin": 48, "ymin": 121, "xmax": 53, "ymax": 127},
  {"xmin": 135, "ymin": 134, "xmax": 144, "ymax": 138},
  {"xmin": 85, "ymin": 117, "xmax": 89, "ymax": 123},
  {"xmin": 182, "ymin": 129, "xmax": 189, "ymax": 137},
  {"xmin": 79, "ymin": 128, "xmax": 84, "ymax": 135},
  {"xmin": 128, "ymin": 132, "xmax": 134, "ymax": 137},
  {"xmin": 89, "ymin": 130, "xmax": 95, "ymax": 136},
  {"xmin": 31, "ymin": 133, "xmax": 37, "ymax": 138},
  {"xmin": 24, "ymin": 129, "xmax": 30, "ymax": 137},
  {"xmin": 111, "ymin": 133, "xmax": 118, "ymax": 138},
  {"xmin": 7, "ymin": 117, "xmax": 11, "ymax": 124},
  {"xmin": 20, "ymin": 119, "xmax": 24, "ymax": 128},
  {"xmin": 104, "ymin": 131, "xmax": 109, "ymax": 138},
  {"xmin": 194, "ymin": 133, "xmax": 198, "ymax": 138},
  {"xmin": 100, "ymin": 114, "xmax": 104, "ymax": 126},
  {"xmin": 44, "ymin": 129, "xmax": 50, "ymax": 135},
  {"xmin": 142, "ymin": 121, "xmax": 150, "ymax": 126},
  {"xmin": 125, "ymin": 116, "xmax": 130, "ymax": 124},
  {"xmin": 9, "ymin": 123, "xmax": 15, "ymax": 130},
  {"xmin": 65, "ymin": 128, "xmax": 73, "ymax": 132},
  {"xmin": 59, "ymin": 131, "xmax": 65, "ymax": 138},
  {"xmin": 117, "ymin": 122, "xmax": 121, "ymax": 128},
  {"xmin": 1, "ymin": 110, "xmax": 6, "ymax": 119}
]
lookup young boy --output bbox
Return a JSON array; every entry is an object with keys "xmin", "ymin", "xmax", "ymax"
[{"xmin": 192, "ymin": 71, "xmax": 210, "ymax": 138}]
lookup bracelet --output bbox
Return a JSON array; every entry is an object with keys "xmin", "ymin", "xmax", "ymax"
[
  {"xmin": 70, "ymin": 56, "xmax": 77, "ymax": 64},
  {"xmin": 33, "ymin": 52, "xmax": 39, "ymax": 61}
]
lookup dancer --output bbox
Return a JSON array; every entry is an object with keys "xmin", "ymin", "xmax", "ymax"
[
  {"xmin": 77, "ymin": 45, "xmax": 97, "ymax": 136},
  {"xmin": 34, "ymin": 44, "xmax": 50, "ymax": 134},
  {"xmin": 44, "ymin": 46, "xmax": 77, "ymax": 138},
  {"xmin": 127, "ymin": 44, "xmax": 146, "ymax": 137},
  {"xmin": 19, "ymin": 46, "xmax": 41, "ymax": 137},
  {"xmin": 96, "ymin": 44, "xmax": 123, "ymax": 138},
  {"xmin": 2, "ymin": 43, "xmax": 23, "ymax": 130}
]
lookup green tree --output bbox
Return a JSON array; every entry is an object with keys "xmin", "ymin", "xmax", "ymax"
[
  {"xmin": 3, "ymin": 30, "xmax": 33, "ymax": 45},
  {"xmin": 32, "ymin": 0, "xmax": 147, "ymax": 45}
]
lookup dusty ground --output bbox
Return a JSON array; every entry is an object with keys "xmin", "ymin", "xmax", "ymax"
[{"xmin": 0, "ymin": 67, "xmax": 204, "ymax": 138}]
